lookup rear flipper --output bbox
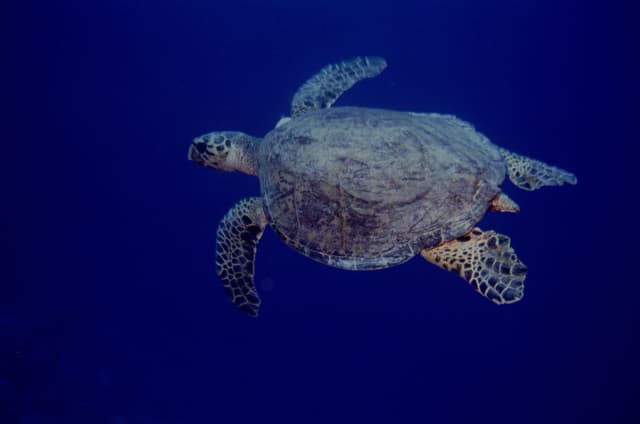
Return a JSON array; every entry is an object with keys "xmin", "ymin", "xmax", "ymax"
[
  {"xmin": 499, "ymin": 147, "xmax": 577, "ymax": 191},
  {"xmin": 421, "ymin": 228, "xmax": 527, "ymax": 304}
]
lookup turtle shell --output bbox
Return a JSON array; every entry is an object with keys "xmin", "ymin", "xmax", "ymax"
[{"xmin": 257, "ymin": 107, "xmax": 506, "ymax": 270}]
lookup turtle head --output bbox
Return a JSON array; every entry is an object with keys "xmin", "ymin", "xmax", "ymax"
[{"xmin": 188, "ymin": 131, "xmax": 259, "ymax": 176}]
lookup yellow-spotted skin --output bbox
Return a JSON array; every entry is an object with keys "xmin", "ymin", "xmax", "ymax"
[
  {"xmin": 422, "ymin": 228, "xmax": 527, "ymax": 304},
  {"xmin": 189, "ymin": 131, "xmax": 258, "ymax": 175}
]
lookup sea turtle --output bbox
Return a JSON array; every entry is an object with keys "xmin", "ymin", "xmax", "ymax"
[{"xmin": 189, "ymin": 56, "xmax": 577, "ymax": 317}]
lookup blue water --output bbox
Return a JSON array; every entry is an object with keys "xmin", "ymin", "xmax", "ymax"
[{"xmin": 5, "ymin": 0, "xmax": 638, "ymax": 422}]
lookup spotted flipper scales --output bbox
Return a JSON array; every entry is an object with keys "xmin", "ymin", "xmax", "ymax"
[
  {"xmin": 421, "ymin": 228, "xmax": 527, "ymax": 304},
  {"xmin": 291, "ymin": 56, "xmax": 387, "ymax": 117},
  {"xmin": 216, "ymin": 197, "xmax": 267, "ymax": 317},
  {"xmin": 499, "ymin": 148, "xmax": 577, "ymax": 191}
]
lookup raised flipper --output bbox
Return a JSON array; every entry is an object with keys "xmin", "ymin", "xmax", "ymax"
[
  {"xmin": 499, "ymin": 147, "xmax": 577, "ymax": 191},
  {"xmin": 216, "ymin": 197, "xmax": 268, "ymax": 317},
  {"xmin": 291, "ymin": 56, "xmax": 387, "ymax": 117},
  {"xmin": 421, "ymin": 228, "xmax": 527, "ymax": 304}
]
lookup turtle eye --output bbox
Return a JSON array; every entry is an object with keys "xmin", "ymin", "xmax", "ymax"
[{"xmin": 195, "ymin": 141, "xmax": 208, "ymax": 153}]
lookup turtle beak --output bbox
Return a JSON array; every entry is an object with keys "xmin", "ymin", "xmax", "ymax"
[{"xmin": 188, "ymin": 138, "xmax": 208, "ymax": 164}]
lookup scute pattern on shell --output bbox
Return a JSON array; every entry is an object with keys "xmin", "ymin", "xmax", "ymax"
[{"xmin": 257, "ymin": 107, "xmax": 506, "ymax": 270}]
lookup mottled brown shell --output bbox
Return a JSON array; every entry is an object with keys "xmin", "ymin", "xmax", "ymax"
[{"xmin": 257, "ymin": 107, "xmax": 506, "ymax": 270}]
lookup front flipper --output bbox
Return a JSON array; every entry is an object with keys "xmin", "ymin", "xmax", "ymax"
[
  {"xmin": 216, "ymin": 197, "xmax": 268, "ymax": 317},
  {"xmin": 291, "ymin": 56, "xmax": 387, "ymax": 117},
  {"xmin": 421, "ymin": 228, "xmax": 527, "ymax": 304},
  {"xmin": 499, "ymin": 148, "xmax": 577, "ymax": 191}
]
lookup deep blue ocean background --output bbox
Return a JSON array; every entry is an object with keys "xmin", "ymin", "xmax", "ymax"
[{"xmin": 5, "ymin": 0, "xmax": 639, "ymax": 422}]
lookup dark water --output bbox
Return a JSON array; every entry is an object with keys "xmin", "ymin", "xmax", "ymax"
[{"xmin": 5, "ymin": 0, "xmax": 638, "ymax": 422}]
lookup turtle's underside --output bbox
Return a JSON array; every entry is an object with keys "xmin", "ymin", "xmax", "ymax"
[{"xmin": 188, "ymin": 56, "xmax": 577, "ymax": 317}]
